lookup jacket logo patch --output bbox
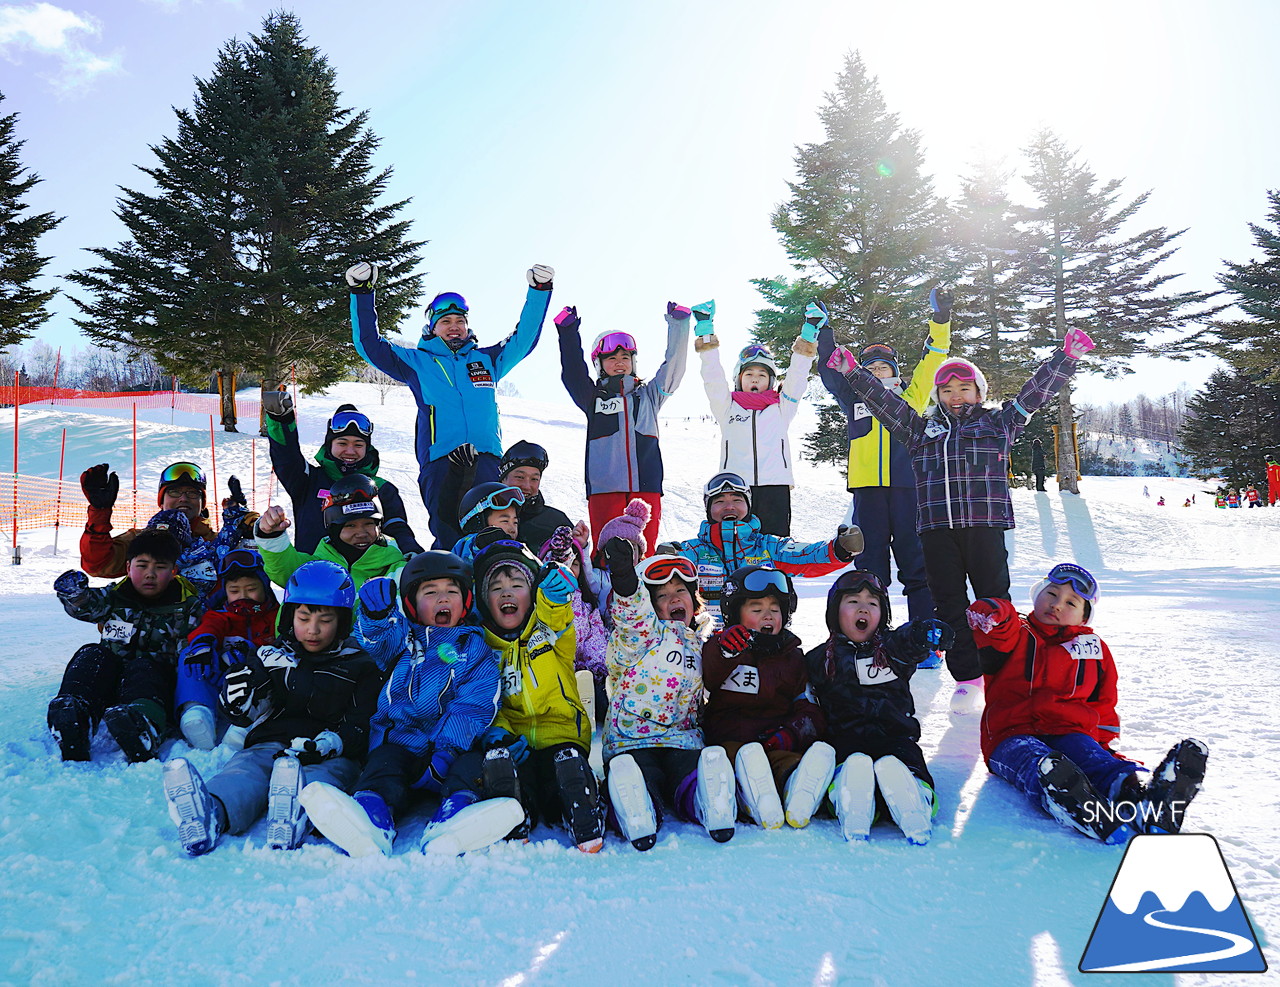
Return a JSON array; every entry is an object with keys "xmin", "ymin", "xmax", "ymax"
[
  {"xmin": 526, "ymin": 624, "xmax": 556, "ymax": 660},
  {"xmin": 467, "ymin": 361, "xmax": 494, "ymax": 388},
  {"xmin": 721, "ymin": 664, "xmax": 761, "ymax": 694},
  {"xmin": 101, "ymin": 619, "xmax": 135, "ymax": 644},
  {"xmin": 594, "ymin": 395, "xmax": 623, "ymax": 416},
  {"xmin": 1064, "ymin": 634, "xmax": 1103, "ymax": 660}
]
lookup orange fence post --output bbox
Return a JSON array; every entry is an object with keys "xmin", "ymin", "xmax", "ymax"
[
  {"xmin": 209, "ymin": 415, "xmax": 219, "ymax": 531},
  {"xmin": 132, "ymin": 402, "xmax": 139, "ymax": 527},
  {"xmin": 53, "ymin": 427, "xmax": 66, "ymax": 554},
  {"xmin": 11, "ymin": 370, "xmax": 17, "ymax": 557},
  {"xmin": 251, "ymin": 439, "xmax": 257, "ymax": 511}
]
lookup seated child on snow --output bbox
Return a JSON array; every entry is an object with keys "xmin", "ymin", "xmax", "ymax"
[
  {"xmin": 175, "ymin": 549, "xmax": 280, "ymax": 751},
  {"xmin": 692, "ymin": 298, "xmax": 824, "ymax": 536},
  {"xmin": 805, "ymin": 569, "xmax": 954, "ymax": 844},
  {"xmin": 967, "ymin": 562, "xmax": 1208, "ymax": 845},
  {"xmin": 452, "ymin": 481, "xmax": 525, "ymax": 562},
  {"xmin": 48, "ymin": 529, "xmax": 203, "ymax": 763},
  {"xmin": 540, "ymin": 525, "xmax": 609, "ymax": 725},
  {"xmin": 299, "ymin": 551, "xmax": 522, "ymax": 858},
  {"xmin": 599, "ymin": 538, "xmax": 736, "ymax": 849},
  {"xmin": 701, "ymin": 565, "xmax": 834, "ymax": 831},
  {"xmin": 471, "ymin": 541, "xmax": 605, "ymax": 853},
  {"xmin": 159, "ymin": 561, "xmax": 381, "ymax": 856},
  {"xmin": 828, "ymin": 325, "xmax": 1095, "ymax": 714}
]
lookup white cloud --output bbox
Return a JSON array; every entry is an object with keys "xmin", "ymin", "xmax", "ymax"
[{"xmin": 0, "ymin": 3, "xmax": 122, "ymax": 90}]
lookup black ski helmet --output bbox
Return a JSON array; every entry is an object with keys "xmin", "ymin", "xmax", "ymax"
[
  {"xmin": 703, "ymin": 472, "xmax": 752, "ymax": 520},
  {"xmin": 471, "ymin": 539, "xmax": 543, "ymax": 639},
  {"xmin": 721, "ymin": 565, "xmax": 798, "ymax": 627},
  {"xmin": 457, "ymin": 482, "xmax": 525, "ymax": 536},
  {"xmin": 399, "ymin": 550, "xmax": 474, "ymax": 619},
  {"xmin": 322, "ymin": 474, "xmax": 382, "ymax": 539},
  {"xmin": 499, "ymin": 440, "xmax": 550, "ymax": 480},
  {"xmin": 824, "ymin": 569, "xmax": 891, "ymax": 636}
]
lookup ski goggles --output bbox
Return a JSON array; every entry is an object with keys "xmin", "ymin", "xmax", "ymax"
[
  {"xmin": 858, "ymin": 343, "xmax": 898, "ymax": 366},
  {"xmin": 327, "ymin": 409, "xmax": 373, "ymax": 439},
  {"xmin": 324, "ymin": 486, "xmax": 378, "ymax": 509},
  {"xmin": 640, "ymin": 555, "xmax": 698, "ymax": 587},
  {"xmin": 459, "ymin": 485, "xmax": 525, "ymax": 530},
  {"xmin": 831, "ymin": 569, "xmax": 886, "ymax": 596},
  {"xmin": 1045, "ymin": 563, "xmax": 1098, "ymax": 601},
  {"xmin": 934, "ymin": 361, "xmax": 979, "ymax": 387},
  {"xmin": 704, "ymin": 472, "xmax": 750, "ymax": 499},
  {"xmin": 737, "ymin": 344, "xmax": 772, "ymax": 362},
  {"xmin": 426, "ymin": 291, "xmax": 470, "ymax": 330},
  {"xmin": 590, "ymin": 332, "xmax": 638, "ymax": 361},
  {"xmin": 159, "ymin": 462, "xmax": 206, "ymax": 488},
  {"xmin": 219, "ymin": 548, "xmax": 263, "ymax": 578},
  {"xmin": 734, "ymin": 567, "xmax": 792, "ymax": 596}
]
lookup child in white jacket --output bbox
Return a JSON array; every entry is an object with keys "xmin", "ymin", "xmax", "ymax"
[
  {"xmin": 599, "ymin": 536, "xmax": 737, "ymax": 850},
  {"xmin": 693, "ymin": 299, "xmax": 826, "ymax": 536}
]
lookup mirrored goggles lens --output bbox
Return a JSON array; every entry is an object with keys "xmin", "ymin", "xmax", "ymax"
[
  {"xmin": 739, "ymin": 568, "xmax": 791, "ymax": 596},
  {"xmin": 219, "ymin": 549, "xmax": 263, "ymax": 576},
  {"xmin": 934, "ymin": 362, "xmax": 978, "ymax": 386},
  {"xmin": 328, "ymin": 410, "xmax": 373, "ymax": 438},
  {"xmin": 641, "ymin": 556, "xmax": 698, "ymax": 586},
  {"xmin": 833, "ymin": 568, "xmax": 886, "ymax": 596},
  {"xmin": 705, "ymin": 472, "xmax": 749, "ymax": 497},
  {"xmin": 429, "ymin": 292, "xmax": 469, "ymax": 318},
  {"xmin": 1046, "ymin": 563, "xmax": 1097, "ymax": 600},
  {"xmin": 160, "ymin": 462, "xmax": 206, "ymax": 486},
  {"xmin": 591, "ymin": 332, "xmax": 637, "ymax": 360},
  {"xmin": 738, "ymin": 344, "xmax": 771, "ymax": 360}
]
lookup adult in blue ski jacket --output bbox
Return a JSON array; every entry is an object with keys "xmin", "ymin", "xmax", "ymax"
[{"xmin": 347, "ymin": 261, "xmax": 555, "ymax": 549}]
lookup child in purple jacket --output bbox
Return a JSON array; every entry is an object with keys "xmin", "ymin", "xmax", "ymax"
[{"xmin": 827, "ymin": 327, "xmax": 1095, "ymax": 713}]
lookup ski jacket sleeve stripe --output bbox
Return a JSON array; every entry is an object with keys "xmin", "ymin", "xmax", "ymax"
[
  {"xmin": 351, "ymin": 291, "xmax": 415, "ymax": 384},
  {"xmin": 763, "ymin": 534, "xmax": 847, "ymax": 577},
  {"xmin": 699, "ymin": 344, "xmax": 733, "ymax": 424},
  {"xmin": 484, "ymin": 285, "xmax": 552, "ymax": 381},
  {"xmin": 649, "ymin": 311, "xmax": 691, "ymax": 402},
  {"xmin": 557, "ymin": 324, "xmax": 596, "ymax": 415}
]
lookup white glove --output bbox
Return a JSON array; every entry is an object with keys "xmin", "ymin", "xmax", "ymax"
[
  {"xmin": 526, "ymin": 264, "xmax": 555, "ymax": 289},
  {"xmin": 346, "ymin": 262, "xmax": 379, "ymax": 291}
]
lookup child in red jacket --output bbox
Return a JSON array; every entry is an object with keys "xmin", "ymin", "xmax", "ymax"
[
  {"xmin": 176, "ymin": 550, "xmax": 279, "ymax": 750},
  {"xmin": 967, "ymin": 563, "xmax": 1208, "ymax": 844}
]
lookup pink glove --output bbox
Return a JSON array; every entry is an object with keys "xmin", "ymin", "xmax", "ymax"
[
  {"xmin": 1062, "ymin": 327, "xmax": 1095, "ymax": 359},
  {"xmin": 826, "ymin": 345, "xmax": 857, "ymax": 375},
  {"xmin": 667, "ymin": 302, "xmax": 692, "ymax": 320}
]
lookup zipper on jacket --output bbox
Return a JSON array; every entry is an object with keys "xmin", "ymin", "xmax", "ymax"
[
  {"xmin": 944, "ymin": 418, "xmax": 956, "ymax": 528},
  {"xmin": 622, "ymin": 388, "xmax": 636, "ymax": 490},
  {"xmin": 751, "ymin": 410, "xmax": 760, "ymax": 485}
]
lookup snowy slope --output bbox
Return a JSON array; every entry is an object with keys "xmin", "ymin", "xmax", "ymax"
[{"xmin": 0, "ymin": 385, "xmax": 1276, "ymax": 986}]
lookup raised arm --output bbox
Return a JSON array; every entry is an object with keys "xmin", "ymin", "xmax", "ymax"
[
  {"xmin": 347, "ymin": 263, "xmax": 415, "ymax": 383},
  {"xmin": 555, "ymin": 307, "xmax": 597, "ymax": 415},
  {"xmin": 648, "ymin": 303, "xmax": 692, "ymax": 406},
  {"xmin": 487, "ymin": 266, "xmax": 555, "ymax": 379}
]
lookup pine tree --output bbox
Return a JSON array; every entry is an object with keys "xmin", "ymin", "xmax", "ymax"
[
  {"xmin": 1179, "ymin": 367, "xmax": 1280, "ymax": 488},
  {"xmin": 1018, "ymin": 130, "xmax": 1218, "ymax": 491},
  {"xmin": 67, "ymin": 12, "xmax": 423, "ymax": 430},
  {"xmin": 0, "ymin": 90, "xmax": 63, "ymax": 347},
  {"xmin": 803, "ymin": 401, "xmax": 852, "ymax": 467}
]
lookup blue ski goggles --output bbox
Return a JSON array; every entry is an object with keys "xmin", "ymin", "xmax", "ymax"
[
  {"xmin": 327, "ymin": 409, "xmax": 373, "ymax": 439},
  {"xmin": 427, "ymin": 291, "xmax": 470, "ymax": 329},
  {"xmin": 736, "ymin": 567, "xmax": 793, "ymax": 597},
  {"xmin": 459, "ymin": 485, "xmax": 525, "ymax": 531},
  {"xmin": 1046, "ymin": 563, "xmax": 1098, "ymax": 601},
  {"xmin": 219, "ymin": 548, "xmax": 264, "ymax": 578}
]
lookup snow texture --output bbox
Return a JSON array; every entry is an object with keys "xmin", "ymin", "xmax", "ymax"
[{"xmin": 0, "ymin": 384, "xmax": 1276, "ymax": 985}]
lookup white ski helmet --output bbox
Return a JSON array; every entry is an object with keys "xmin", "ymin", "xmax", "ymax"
[
  {"xmin": 733, "ymin": 343, "xmax": 779, "ymax": 389},
  {"xmin": 932, "ymin": 358, "xmax": 989, "ymax": 405}
]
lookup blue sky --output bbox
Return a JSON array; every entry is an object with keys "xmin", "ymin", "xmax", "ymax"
[{"xmin": 2, "ymin": 0, "xmax": 1276, "ymax": 414}]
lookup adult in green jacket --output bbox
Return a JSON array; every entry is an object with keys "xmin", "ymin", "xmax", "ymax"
[{"xmin": 254, "ymin": 500, "xmax": 409, "ymax": 595}]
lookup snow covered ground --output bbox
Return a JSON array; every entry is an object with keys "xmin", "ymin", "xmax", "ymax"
[{"xmin": 1, "ymin": 384, "xmax": 1276, "ymax": 986}]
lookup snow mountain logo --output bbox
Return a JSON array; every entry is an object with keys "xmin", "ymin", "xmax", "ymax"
[{"xmin": 1079, "ymin": 834, "xmax": 1267, "ymax": 973}]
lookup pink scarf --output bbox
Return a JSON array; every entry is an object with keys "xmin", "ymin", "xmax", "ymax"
[{"xmin": 731, "ymin": 390, "xmax": 781, "ymax": 411}]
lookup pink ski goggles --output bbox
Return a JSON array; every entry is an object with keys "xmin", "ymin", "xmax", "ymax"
[
  {"xmin": 934, "ymin": 361, "xmax": 979, "ymax": 387},
  {"xmin": 590, "ymin": 332, "xmax": 637, "ymax": 361}
]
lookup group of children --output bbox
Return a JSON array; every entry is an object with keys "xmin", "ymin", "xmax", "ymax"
[{"xmin": 48, "ymin": 278, "xmax": 1213, "ymax": 857}]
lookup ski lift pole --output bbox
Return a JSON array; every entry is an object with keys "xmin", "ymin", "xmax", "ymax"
[
  {"xmin": 53, "ymin": 427, "xmax": 66, "ymax": 555},
  {"xmin": 11, "ymin": 371, "xmax": 18, "ymax": 562}
]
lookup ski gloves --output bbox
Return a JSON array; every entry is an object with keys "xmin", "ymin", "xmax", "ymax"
[
  {"xmin": 527, "ymin": 264, "xmax": 555, "ymax": 290},
  {"xmin": 554, "ymin": 306, "xmax": 580, "ymax": 333},
  {"xmin": 930, "ymin": 287, "xmax": 953, "ymax": 324},
  {"xmin": 692, "ymin": 300, "xmax": 716, "ymax": 337},
  {"xmin": 281, "ymin": 730, "xmax": 343, "ymax": 765},
  {"xmin": 539, "ymin": 562, "xmax": 577, "ymax": 605},
  {"xmin": 262, "ymin": 389, "xmax": 294, "ymax": 421},
  {"xmin": 223, "ymin": 661, "xmax": 271, "ymax": 720},
  {"xmin": 966, "ymin": 598, "xmax": 1012, "ymax": 635},
  {"xmin": 1063, "ymin": 327, "xmax": 1096, "ymax": 360},
  {"xmin": 345, "ymin": 262, "xmax": 378, "ymax": 293},
  {"xmin": 834, "ymin": 524, "xmax": 865, "ymax": 561},
  {"xmin": 801, "ymin": 300, "xmax": 829, "ymax": 342},
  {"xmin": 448, "ymin": 444, "xmax": 478, "ymax": 468},
  {"xmin": 359, "ymin": 577, "xmax": 398, "ymax": 621},
  {"xmin": 719, "ymin": 623, "xmax": 755, "ymax": 657},
  {"xmin": 54, "ymin": 569, "xmax": 89, "ymax": 597},
  {"xmin": 602, "ymin": 537, "xmax": 640, "ymax": 598},
  {"xmin": 908, "ymin": 618, "xmax": 955, "ymax": 657},
  {"xmin": 80, "ymin": 464, "xmax": 119, "ymax": 510},
  {"xmin": 482, "ymin": 727, "xmax": 530, "ymax": 765}
]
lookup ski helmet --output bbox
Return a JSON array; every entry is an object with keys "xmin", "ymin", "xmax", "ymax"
[
  {"xmin": 322, "ymin": 474, "xmax": 382, "ymax": 538},
  {"xmin": 932, "ymin": 358, "xmax": 989, "ymax": 404},
  {"xmin": 399, "ymin": 550, "xmax": 474, "ymax": 619},
  {"xmin": 498, "ymin": 440, "xmax": 550, "ymax": 480},
  {"xmin": 458, "ymin": 482, "xmax": 525, "ymax": 535},
  {"xmin": 157, "ymin": 462, "xmax": 206, "ymax": 507},
  {"xmin": 722, "ymin": 565, "xmax": 797, "ymax": 627},
  {"xmin": 703, "ymin": 472, "xmax": 752, "ymax": 519},
  {"xmin": 145, "ymin": 509, "xmax": 193, "ymax": 550},
  {"xmin": 425, "ymin": 291, "xmax": 470, "ymax": 333},
  {"xmin": 281, "ymin": 560, "xmax": 355, "ymax": 640},
  {"xmin": 733, "ymin": 343, "xmax": 779, "ymax": 390},
  {"xmin": 1031, "ymin": 561, "xmax": 1099, "ymax": 622},
  {"xmin": 590, "ymin": 331, "xmax": 638, "ymax": 377},
  {"xmin": 825, "ymin": 569, "xmax": 891, "ymax": 636},
  {"xmin": 217, "ymin": 548, "xmax": 278, "ymax": 608},
  {"xmin": 857, "ymin": 342, "xmax": 899, "ymax": 376}
]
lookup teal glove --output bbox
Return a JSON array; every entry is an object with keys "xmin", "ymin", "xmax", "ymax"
[{"xmin": 692, "ymin": 300, "xmax": 716, "ymax": 337}]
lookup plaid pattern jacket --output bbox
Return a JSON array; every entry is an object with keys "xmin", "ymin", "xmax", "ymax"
[{"xmin": 842, "ymin": 351, "xmax": 1077, "ymax": 532}]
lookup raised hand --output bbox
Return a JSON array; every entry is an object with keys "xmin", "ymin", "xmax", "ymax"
[
  {"xmin": 527, "ymin": 264, "xmax": 555, "ymax": 290},
  {"xmin": 802, "ymin": 300, "xmax": 829, "ymax": 342},
  {"xmin": 539, "ymin": 562, "xmax": 578, "ymax": 605},
  {"xmin": 554, "ymin": 305, "xmax": 580, "ymax": 332},
  {"xmin": 80, "ymin": 464, "xmax": 119, "ymax": 510},
  {"xmin": 226, "ymin": 476, "xmax": 246, "ymax": 509},
  {"xmin": 666, "ymin": 301, "xmax": 692, "ymax": 320},
  {"xmin": 826, "ymin": 344, "xmax": 857, "ymax": 375},
  {"xmin": 930, "ymin": 287, "xmax": 953, "ymax": 324},
  {"xmin": 345, "ymin": 261, "xmax": 378, "ymax": 291},
  {"xmin": 1062, "ymin": 327, "xmax": 1095, "ymax": 359},
  {"xmin": 257, "ymin": 504, "xmax": 290, "ymax": 536},
  {"xmin": 358, "ymin": 576, "xmax": 398, "ymax": 620},
  {"xmin": 262, "ymin": 389, "xmax": 294, "ymax": 419},
  {"xmin": 835, "ymin": 524, "xmax": 864, "ymax": 559},
  {"xmin": 692, "ymin": 300, "xmax": 716, "ymax": 338},
  {"xmin": 54, "ymin": 569, "xmax": 89, "ymax": 596}
]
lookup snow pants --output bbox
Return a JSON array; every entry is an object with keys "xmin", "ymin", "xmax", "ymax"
[
  {"xmin": 52, "ymin": 643, "xmax": 174, "ymax": 733},
  {"xmin": 749, "ymin": 485, "xmax": 791, "ymax": 537},
  {"xmin": 515, "ymin": 741, "xmax": 592, "ymax": 829},
  {"xmin": 849, "ymin": 486, "xmax": 935, "ymax": 622},
  {"xmin": 918, "ymin": 526, "xmax": 1010, "ymax": 682},
  {"xmin": 352, "ymin": 741, "xmax": 483, "ymax": 814},
  {"xmin": 418, "ymin": 452, "xmax": 499, "ymax": 550},
  {"xmin": 587, "ymin": 491, "xmax": 662, "ymax": 555},
  {"xmin": 207, "ymin": 742, "xmax": 360, "ymax": 835},
  {"xmin": 988, "ymin": 733, "xmax": 1141, "ymax": 809},
  {"xmin": 827, "ymin": 731, "xmax": 933, "ymax": 789},
  {"xmin": 605, "ymin": 746, "xmax": 701, "ymax": 825}
]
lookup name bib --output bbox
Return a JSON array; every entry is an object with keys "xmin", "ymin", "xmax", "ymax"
[
  {"xmin": 101, "ymin": 619, "xmax": 135, "ymax": 644},
  {"xmin": 720, "ymin": 664, "xmax": 761, "ymax": 694},
  {"xmin": 1063, "ymin": 634, "xmax": 1103, "ymax": 660}
]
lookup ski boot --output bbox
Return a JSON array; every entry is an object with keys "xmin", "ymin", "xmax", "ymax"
[
  {"xmin": 1143, "ymin": 738, "xmax": 1208, "ymax": 834},
  {"xmin": 481, "ymin": 747, "xmax": 531, "ymax": 841},
  {"xmin": 607, "ymin": 753, "xmax": 658, "ymax": 851},
  {"xmin": 1037, "ymin": 753, "xmax": 1136, "ymax": 845},
  {"xmin": 103, "ymin": 704, "xmax": 161, "ymax": 763},
  {"xmin": 48, "ymin": 696, "xmax": 92, "ymax": 762},
  {"xmin": 574, "ymin": 669, "xmax": 596, "ymax": 728},
  {"xmin": 832, "ymin": 753, "xmax": 876, "ymax": 842},
  {"xmin": 421, "ymin": 794, "xmax": 525, "ymax": 856},
  {"xmin": 783, "ymin": 742, "xmax": 836, "ymax": 829},
  {"xmin": 695, "ymin": 746, "xmax": 737, "ymax": 843},
  {"xmin": 874, "ymin": 755, "xmax": 933, "ymax": 845},
  {"xmin": 179, "ymin": 704, "xmax": 217, "ymax": 751},
  {"xmin": 552, "ymin": 747, "xmax": 605, "ymax": 853},
  {"xmin": 265, "ymin": 754, "xmax": 309, "ymax": 850},
  {"xmin": 299, "ymin": 784, "xmax": 395, "ymax": 857},
  {"xmin": 734, "ymin": 742, "xmax": 783, "ymax": 829},
  {"xmin": 162, "ymin": 757, "xmax": 221, "ymax": 856},
  {"xmin": 918, "ymin": 649, "xmax": 944, "ymax": 670},
  {"xmin": 949, "ymin": 678, "xmax": 984, "ymax": 715}
]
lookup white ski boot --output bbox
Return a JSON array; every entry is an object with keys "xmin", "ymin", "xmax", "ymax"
[
  {"xmin": 695, "ymin": 746, "xmax": 736, "ymax": 842},
  {"xmin": 421, "ymin": 798, "xmax": 526, "ymax": 856},
  {"xmin": 832, "ymin": 753, "xmax": 876, "ymax": 842},
  {"xmin": 783, "ymin": 742, "xmax": 837, "ymax": 829},
  {"xmin": 949, "ymin": 678, "xmax": 985, "ymax": 715},
  {"xmin": 874, "ymin": 755, "xmax": 933, "ymax": 845},
  {"xmin": 299, "ymin": 783, "xmax": 395, "ymax": 857},
  {"xmin": 162, "ymin": 757, "xmax": 220, "ymax": 856},
  {"xmin": 575, "ymin": 669, "xmax": 596, "ymax": 728},
  {"xmin": 734, "ymin": 742, "xmax": 783, "ymax": 829},
  {"xmin": 265, "ymin": 754, "xmax": 308, "ymax": 850},
  {"xmin": 179, "ymin": 705, "xmax": 217, "ymax": 751},
  {"xmin": 607, "ymin": 753, "xmax": 658, "ymax": 851}
]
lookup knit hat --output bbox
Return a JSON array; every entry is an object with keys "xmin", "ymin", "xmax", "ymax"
[
  {"xmin": 473, "ymin": 540, "xmax": 541, "ymax": 601},
  {"xmin": 598, "ymin": 498, "xmax": 651, "ymax": 558},
  {"xmin": 858, "ymin": 343, "xmax": 899, "ymax": 377},
  {"xmin": 932, "ymin": 358, "xmax": 989, "ymax": 404},
  {"xmin": 499, "ymin": 440, "xmax": 550, "ymax": 480},
  {"xmin": 146, "ymin": 509, "xmax": 193, "ymax": 550},
  {"xmin": 539, "ymin": 525, "xmax": 578, "ymax": 565}
]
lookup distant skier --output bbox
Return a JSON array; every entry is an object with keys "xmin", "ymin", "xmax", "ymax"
[
  {"xmin": 1031, "ymin": 438, "xmax": 1047, "ymax": 492},
  {"xmin": 1268, "ymin": 459, "xmax": 1280, "ymax": 505}
]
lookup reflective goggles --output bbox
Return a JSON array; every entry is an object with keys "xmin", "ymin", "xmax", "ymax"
[
  {"xmin": 428, "ymin": 291, "xmax": 470, "ymax": 322},
  {"xmin": 832, "ymin": 568, "xmax": 887, "ymax": 596},
  {"xmin": 859, "ymin": 343, "xmax": 898, "ymax": 366},
  {"xmin": 160, "ymin": 462, "xmax": 206, "ymax": 488},
  {"xmin": 737, "ymin": 343, "xmax": 772, "ymax": 361},
  {"xmin": 459, "ymin": 485, "xmax": 525, "ymax": 530},
  {"xmin": 704, "ymin": 472, "xmax": 749, "ymax": 498},
  {"xmin": 640, "ymin": 555, "xmax": 698, "ymax": 587},
  {"xmin": 324, "ymin": 486, "xmax": 378, "ymax": 509},
  {"xmin": 736, "ymin": 567, "xmax": 792, "ymax": 596},
  {"xmin": 590, "ymin": 332, "xmax": 638, "ymax": 361},
  {"xmin": 328, "ymin": 409, "xmax": 373, "ymax": 438},
  {"xmin": 1045, "ymin": 563, "xmax": 1098, "ymax": 601},
  {"xmin": 934, "ymin": 361, "xmax": 979, "ymax": 387},
  {"xmin": 219, "ymin": 548, "xmax": 263, "ymax": 577}
]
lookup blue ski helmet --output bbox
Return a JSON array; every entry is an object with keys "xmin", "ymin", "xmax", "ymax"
[{"xmin": 282, "ymin": 560, "xmax": 356, "ymax": 640}]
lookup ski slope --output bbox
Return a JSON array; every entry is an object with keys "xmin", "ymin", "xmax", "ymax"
[{"xmin": 1, "ymin": 384, "xmax": 1275, "ymax": 986}]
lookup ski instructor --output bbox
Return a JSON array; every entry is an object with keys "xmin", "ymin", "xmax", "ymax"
[{"xmin": 347, "ymin": 260, "xmax": 555, "ymax": 549}]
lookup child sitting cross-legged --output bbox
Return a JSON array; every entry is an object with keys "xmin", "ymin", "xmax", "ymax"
[
  {"xmin": 159, "ymin": 561, "xmax": 381, "ymax": 855},
  {"xmin": 805, "ymin": 569, "xmax": 955, "ymax": 844},
  {"xmin": 299, "ymin": 551, "xmax": 523, "ymax": 857},
  {"xmin": 701, "ymin": 566, "xmax": 836, "ymax": 831}
]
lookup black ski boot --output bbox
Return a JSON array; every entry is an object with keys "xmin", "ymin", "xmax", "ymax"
[
  {"xmin": 103, "ymin": 704, "xmax": 161, "ymax": 763},
  {"xmin": 1143, "ymin": 738, "xmax": 1208, "ymax": 834},
  {"xmin": 553, "ymin": 747, "xmax": 605, "ymax": 853},
  {"xmin": 1037, "ymin": 753, "xmax": 1136, "ymax": 845},
  {"xmin": 482, "ymin": 747, "xmax": 531, "ymax": 841},
  {"xmin": 48, "ymin": 696, "xmax": 92, "ymax": 762}
]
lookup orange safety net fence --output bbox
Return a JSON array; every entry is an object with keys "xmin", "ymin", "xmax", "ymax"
[{"xmin": 0, "ymin": 386, "xmax": 262, "ymax": 421}]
